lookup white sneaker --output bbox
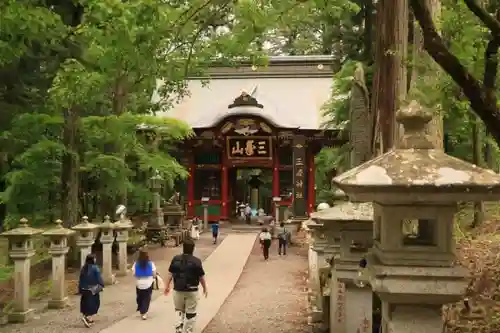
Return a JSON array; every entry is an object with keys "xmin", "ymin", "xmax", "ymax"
[{"xmin": 141, "ymin": 314, "xmax": 148, "ymax": 320}]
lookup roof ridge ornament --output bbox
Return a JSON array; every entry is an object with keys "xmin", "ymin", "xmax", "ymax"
[
  {"xmin": 228, "ymin": 91, "xmax": 263, "ymax": 109},
  {"xmin": 396, "ymin": 100, "xmax": 434, "ymax": 150}
]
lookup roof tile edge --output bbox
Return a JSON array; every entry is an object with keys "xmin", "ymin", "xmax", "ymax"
[{"xmin": 189, "ymin": 55, "xmax": 335, "ymax": 79}]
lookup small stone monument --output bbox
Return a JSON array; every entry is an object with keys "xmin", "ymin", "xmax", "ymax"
[
  {"xmin": 314, "ymin": 202, "xmax": 374, "ymax": 333},
  {"xmin": 113, "ymin": 208, "xmax": 133, "ymax": 277},
  {"xmin": 42, "ymin": 219, "xmax": 75, "ymax": 309},
  {"xmin": 201, "ymin": 197, "xmax": 210, "ymax": 231},
  {"xmin": 99, "ymin": 215, "xmax": 115, "ymax": 285},
  {"xmin": 333, "ymin": 100, "xmax": 500, "ymax": 333},
  {"xmin": 0, "ymin": 218, "xmax": 42, "ymax": 323},
  {"xmin": 72, "ymin": 216, "xmax": 98, "ymax": 267},
  {"xmin": 164, "ymin": 193, "xmax": 185, "ymax": 228}
]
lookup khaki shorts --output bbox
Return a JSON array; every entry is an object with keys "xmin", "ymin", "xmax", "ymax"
[{"xmin": 173, "ymin": 290, "xmax": 199, "ymax": 314}]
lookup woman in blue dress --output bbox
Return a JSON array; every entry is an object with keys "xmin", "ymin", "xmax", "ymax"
[{"xmin": 78, "ymin": 254, "xmax": 104, "ymax": 327}]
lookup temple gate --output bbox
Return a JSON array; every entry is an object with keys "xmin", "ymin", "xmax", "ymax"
[{"xmin": 156, "ymin": 56, "xmax": 345, "ymax": 222}]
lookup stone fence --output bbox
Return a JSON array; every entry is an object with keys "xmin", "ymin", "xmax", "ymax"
[{"xmin": 0, "ymin": 213, "xmax": 190, "ymax": 324}]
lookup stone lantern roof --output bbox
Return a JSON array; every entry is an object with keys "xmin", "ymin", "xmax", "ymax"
[
  {"xmin": 72, "ymin": 216, "xmax": 98, "ymax": 231},
  {"xmin": 42, "ymin": 219, "xmax": 75, "ymax": 237},
  {"xmin": 1, "ymin": 218, "xmax": 42, "ymax": 237},
  {"xmin": 312, "ymin": 202, "xmax": 373, "ymax": 222},
  {"xmin": 100, "ymin": 215, "xmax": 115, "ymax": 230},
  {"xmin": 333, "ymin": 101, "xmax": 500, "ymax": 203}
]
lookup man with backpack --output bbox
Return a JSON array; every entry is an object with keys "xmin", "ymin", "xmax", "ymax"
[
  {"xmin": 276, "ymin": 222, "xmax": 289, "ymax": 256},
  {"xmin": 164, "ymin": 239, "xmax": 208, "ymax": 333}
]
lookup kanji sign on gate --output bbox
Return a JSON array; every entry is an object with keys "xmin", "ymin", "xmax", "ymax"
[{"xmin": 226, "ymin": 136, "xmax": 272, "ymax": 159}]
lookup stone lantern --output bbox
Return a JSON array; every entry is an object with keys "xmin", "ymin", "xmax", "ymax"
[
  {"xmin": 272, "ymin": 196, "xmax": 282, "ymax": 222},
  {"xmin": 314, "ymin": 202, "xmax": 374, "ymax": 333},
  {"xmin": 72, "ymin": 216, "xmax": 98, "ymax": 267},
  {"xmin": 201, "ymin": 197, "xmax": 210, "ymax": 231},
  {"xmin": 99, "ymin": 215, "xmax": 116, "ymax": 285},
  {"xmin": 42, "ymin": 219, "xmax": 75, "ymax": 309},
  {"xmin": 113, "ymin": 213, "xmax": 133, "ymax": 277},
  {"xmin": 150, "ymin": 170, "xmax": 165, "ymax": 227},
  {"xmin": 333, "ymin": 101, "xmax": 500, "ymax": 333},
  {"xmin": 0, "ymin": 218, "xmax": 42, "ymax": 323}
]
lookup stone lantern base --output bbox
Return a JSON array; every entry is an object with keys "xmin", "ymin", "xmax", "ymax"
[
  {"xmin": 8, "ymin": 308, "xmax": 34, "ymax": 323},
  {"xmin": 48, "ymin": 297, "xmax": 69, "ymax": 309}
]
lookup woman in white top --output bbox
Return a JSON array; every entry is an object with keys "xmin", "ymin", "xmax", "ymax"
[
  {"xmin": 259, "ymin": 227, "xmax": 272, "ymax": 260},
  {"xmin": 132, "ymin": 250, "xmax": 157, "ymax": 319}
]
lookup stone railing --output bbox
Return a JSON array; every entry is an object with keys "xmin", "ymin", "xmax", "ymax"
[{"xmin": 0, "ymin": 212, "xmax": 191, "ymax": 324}]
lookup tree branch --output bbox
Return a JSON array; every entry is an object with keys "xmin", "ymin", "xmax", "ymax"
[
  {"xmin": 462, "ymin": 0, "xmax": 500, "ymax": 36},
  {"xmin": 410, "ymin": 0, "xmax": 500, "ymax": 143}
]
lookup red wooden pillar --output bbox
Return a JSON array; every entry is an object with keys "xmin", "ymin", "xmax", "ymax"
[
  {"xmin": 221, "ymin": 165, "xmax": 228, "ymax": 220},
  {"xmin": 307, "ymin": 151, "xmax": 316, "ymax": 215},
  {"xmin": 187, "ymin": 154, "xmax": 195, "ymax": 218}
]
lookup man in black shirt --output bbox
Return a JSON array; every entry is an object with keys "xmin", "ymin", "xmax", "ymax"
[{"xmin": 164, "ymin": 239, "xmax": 207, "ymax": 333}]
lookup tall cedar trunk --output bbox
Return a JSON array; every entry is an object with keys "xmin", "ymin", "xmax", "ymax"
[
  {"xmin": 471, "ymin": 114, "xmax": 484, "ymax": 227},
  {"xmin": 371, "ymin": 0, "xmax": 408, "ymax": 153},
  {"xmin": 61, "ymin": 107, "xmax": 80, "ymax": 227},
  {"xmin": 112, "ymin": 75, "xmax": 128, "ymax": 209},
  {"xmin": 408, "ymin": 0, "xmax": 444, "ymax": 150}
]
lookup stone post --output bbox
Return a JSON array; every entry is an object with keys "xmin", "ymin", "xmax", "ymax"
[
  {"xmin": 72, "ymin": 216, "xmax": 98, "ymax": 267},
  {"xmin": 113, "ymin": 215, "xmax": 133, "ymax": 277},
  {"xmin": 333, "ymin": 101, "xmax": 500, "ymax": 333},
  {"xmin": 0, "ymin": 218, "xmax": 42, "ymax": 323},
  {"xmin": 314, "ymin": 202, "xmax": 374, "ymax": 333},
  {"xmin": 42, "ymin": 219, "xmax": 75, "ymax": 309},
  {"xmin": 201, "ymin": 197, "xmax": 210, "ymax": 231},
  {"xmin": 305, "ymin": 221, "xmax": 327, "ymax": 324},
  {"xmin": 273, "ymin": 196, "xmax": 281, "ymax": 222},
  {"xmin": 99, "ymin": 216, "xmax": 116, "ymax": 285}
]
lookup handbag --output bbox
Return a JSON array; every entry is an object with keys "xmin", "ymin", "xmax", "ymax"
[
  {"xmin": 155, "ymin": 275, "xmax": 165, "ymax": 290},
  {"xmin": 88, "ymin": 284, "xmax": 103, "ymax": 295}
]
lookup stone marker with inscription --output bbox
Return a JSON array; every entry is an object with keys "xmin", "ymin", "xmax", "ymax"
[{"xmin": 313, "ymin": 202, "xmax": 374, "ymax": 333}]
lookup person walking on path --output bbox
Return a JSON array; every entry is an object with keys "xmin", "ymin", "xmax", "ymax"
[
  {"xmin": 78, "ymin": 254, "xmax": 104, "ymax": 328},
  {"xmin": 211, "ymin": 220, "xmax": 220, "ymax": 244},
  {"xmin": 244, "ymin": 204, "xmax": 252, "ymax": 224},
  {"xmin": 132, "ymin": 249, "xmax": 157, "ymax": 320},
  {"xmin": 259, "ymin": 227, "xmax": 272, "ymax": 260},
  {"xmin": 276, "ymin": 222, "xmax": 289, "ymax": 255},
  {"xmin": 164, "ymin": 239, "xmax": 208, "ymax": 333}
]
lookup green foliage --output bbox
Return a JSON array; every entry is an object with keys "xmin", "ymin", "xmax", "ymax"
[{"xmin": 0, "ymin": 0, "xmax": 286, "ymax": 227}]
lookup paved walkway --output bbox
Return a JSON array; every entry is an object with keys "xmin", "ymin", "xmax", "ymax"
[{"xmin": 100, "ymin": 233, "xmax": 257, "ymax": 333}]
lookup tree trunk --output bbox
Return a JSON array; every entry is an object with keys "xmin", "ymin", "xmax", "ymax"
[
  {"xmin": 371, "ymin": 0, "xmax": 408, "ymax": 153},
  {"xmin": 61, "ymin": 107, "xmax": 80, "ymax": 227},
  {"xmin": 471, "ymin": 114, "xmax": 484, "ymax": 228}
]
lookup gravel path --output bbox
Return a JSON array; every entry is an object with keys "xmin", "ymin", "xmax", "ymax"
[
  {"xmin": 203, "ymin": 232, "xmax": 310, "ymax": 333},
  {"xmin": 1, "ymin": 232, "xmax": 224, "ymax": 333}
]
